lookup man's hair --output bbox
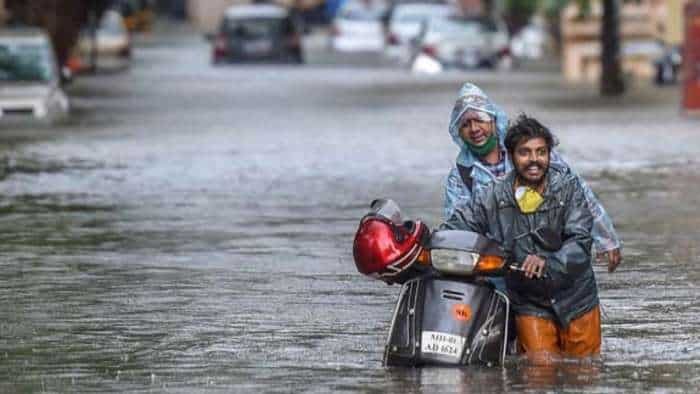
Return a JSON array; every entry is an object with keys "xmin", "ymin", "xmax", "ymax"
[{"xmin": 504, "ymin": 114, "xmax": 555, "ymax": 155}]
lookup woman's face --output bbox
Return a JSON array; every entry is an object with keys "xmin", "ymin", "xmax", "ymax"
[{"xmin": 459, "ymin": 116, "xmax": 495, "ymax": 146}]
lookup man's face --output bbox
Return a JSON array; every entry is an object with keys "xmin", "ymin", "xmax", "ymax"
[
  {"xmin": 459, "ymin": 113, "xmax": 495, "ymax": 146},
  {"xmin": 512, "ymin": 137, "xmax": 550, "ymax": 187}
]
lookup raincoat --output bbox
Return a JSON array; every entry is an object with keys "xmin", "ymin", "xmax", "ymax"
[
  {"xmin": 443, "ymin": 83, "xmax": 620, "ymax": 253},
  {"xmin": 444, "ymin": 166, "xmax": 598, "ymax": 328}
]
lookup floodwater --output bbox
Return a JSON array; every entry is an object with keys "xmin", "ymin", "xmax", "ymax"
[{"xmin": 1, "ymin": 25, "xmax": 699, "ymax": 393}]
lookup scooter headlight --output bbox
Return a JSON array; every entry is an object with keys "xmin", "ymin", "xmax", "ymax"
[
  {"xmin": 432, "ymin": 249, "xmax": 504, "ymax": 276},
  {"xmin": 431, "ymin": 249, "xmax": 478, "ymax": 275}
]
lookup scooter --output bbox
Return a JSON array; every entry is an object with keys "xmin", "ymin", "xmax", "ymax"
[
  {"xmin": 383, "ymin": 229, "xmax": 513, "ymax": 367},
  {"xmin": 353, "ymin": 199, "xmax": 513, "ymax": 367}
]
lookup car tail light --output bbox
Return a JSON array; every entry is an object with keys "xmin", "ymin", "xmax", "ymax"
[
  {"xmin": 214, "ymin": 34, "xmax": 227, "ymax": 57},
  {"xmin": 119, "ymin": 46, "xmax": 131, "ymax": 58},
  {"xmin": 387, "ymin": 33, "xmax": 399, "ymax": 46},
  {"xmin": 422, "ymin": 45, "xmax": 438, "ymax": 58},
  {"xmin": 288, "ymin": 33, "xmax": 300, "ymax": 48},
  {"xmin": 498, "ymin": 47, "xmax": 510, "ymax": 57},
  {"xmin": 66, "ymin": 55, "xmax": 84, "ymax": 73}
]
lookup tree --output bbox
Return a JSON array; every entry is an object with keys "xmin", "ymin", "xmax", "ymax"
[
  {"xmin": 599, "ymin": 0, "xmax": 624, "ymax": 95},
  {"xmin": 542, "ymin": 0, "xmax": 626, "ymax": 96},
  {"xmin": 502, "ymin": 0, "xmax": 540, "ymax": 35},
  {"xmin": 6, "ymin": 0, "xmax": 112, "ymax": 71}
]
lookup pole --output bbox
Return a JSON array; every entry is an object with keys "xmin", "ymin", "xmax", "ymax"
[{"xmin": 600, "ymin": 0, "xmax": 625, "ymax": 96}]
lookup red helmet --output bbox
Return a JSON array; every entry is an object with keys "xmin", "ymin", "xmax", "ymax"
[{"xmin": 353, "ymin": 200, "xmax": 430, "ymax": 284}]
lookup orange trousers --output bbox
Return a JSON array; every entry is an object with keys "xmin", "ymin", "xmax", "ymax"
[{"xmin": 516, "ymin": 305, "xmax": 601, "ymax": 359}]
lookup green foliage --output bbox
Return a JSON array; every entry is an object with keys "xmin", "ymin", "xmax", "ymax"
[
  {"xmin": 542, "ymin": 0, "xmax": 572, "ymax": 19},
  {"xmin": 501, "ymin": 0, "xmax": 543, "ymax": 34},
  {"xmin": 503, "ymin": 0, "xmax": 541, "ymax": 16}
]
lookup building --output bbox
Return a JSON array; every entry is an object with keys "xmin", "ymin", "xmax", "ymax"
[
  {"xmin": 561, "ymin": 0, "xmax": 688, "ymax": 83},
  {"xmin": 187, "ymin": 0, "xmax": 250, "ymax": 34}
]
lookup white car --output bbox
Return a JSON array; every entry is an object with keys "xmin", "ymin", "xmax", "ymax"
[
  {"xmin": 76, "ymin": 10, "xmax": 131, "ymax": 72},
  {"xmin": 412, "ymin": 16, "xmax": 511, "ymax": 70},
  {"xmin": 331, "ymin": 0, "xmax": 387, "ymax": 52},
  {"xmin": 510, "ymin": 22, "xmax": 549, "ymax": 60},
  {"xmin": 0, "ymin": 29, "xmax": 70, "ymax": 122},
  {"xmin": 385, "ymin": 3, "xmax": 451, "ymax": 63}
]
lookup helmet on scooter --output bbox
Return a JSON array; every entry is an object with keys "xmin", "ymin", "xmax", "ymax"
[{"xmin": 353, "ymin": 199, "xmax": 430, "ymax": 284}]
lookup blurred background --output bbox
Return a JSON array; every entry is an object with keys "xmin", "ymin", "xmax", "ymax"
[
  {"xmin": 2, "ymin": 1, "xmax": 700, "ymax": 393},
  {"xmin": 0, "ymin": 0, "xmax": 693, "ymax": 100}
]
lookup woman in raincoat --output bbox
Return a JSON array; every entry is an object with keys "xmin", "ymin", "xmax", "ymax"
[{"xmin": 443, "ymin": 83, "xmax": 621, "ymax": 271}]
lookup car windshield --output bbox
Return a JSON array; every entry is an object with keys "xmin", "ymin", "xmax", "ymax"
[
  {"xmin": 0, "ymin": 42, "xmax": 53, "ymax": 82},
  {"xmin": 429, "ymin": 18, "xmax": 483, "ymax": 35},
  {"xmin": 100, "ymin": 11, "xmax": 127, "ymax": 36},
  {"xmin": 395, "ymin": 7, "xmax": 447, "ymax": 23},
  {"xmin": 224, "ymin": 18, "xmax": 285, "ymax": 38},
  {"xmin": 340, "ymin": 4, "xmax": 384, "ymax": 21}
]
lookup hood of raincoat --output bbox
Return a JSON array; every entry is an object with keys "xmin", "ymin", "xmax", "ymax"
[{"xmin": 448, "ymin": 83, "xmax": 509, "ymax": 167}]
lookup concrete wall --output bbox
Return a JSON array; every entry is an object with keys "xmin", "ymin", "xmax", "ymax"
[
  {"xmin": 663, "ymin": 0, "xmax": 685, "ymax": 46},
  {"xmin": 560, "ymin": 0, "xmax": 678, "ymax": 83},
  {"xmin": 187, "ymin": 0, "xmax": 251, "ymax": 34}
]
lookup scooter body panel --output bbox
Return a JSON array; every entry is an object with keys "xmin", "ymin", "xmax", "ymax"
[{"xmin": 384, "ymin": 275, "xmax": 510, "ymax": 367}]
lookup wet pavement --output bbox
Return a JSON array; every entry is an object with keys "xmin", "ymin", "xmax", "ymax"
[{"xmin": 1, "ymin": 23, "xmax": 700, "ymax": 393}]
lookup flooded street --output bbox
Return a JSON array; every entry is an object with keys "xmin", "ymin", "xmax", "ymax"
[{"xmin": 1, "ymin": 25, "xmax": 700, "ymax": 393}]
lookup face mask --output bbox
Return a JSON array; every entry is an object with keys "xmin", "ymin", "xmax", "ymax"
[
  {"xmin": 465, "ymin": 133, "xmax": 497, "ymax": 157},
  {"xmin": 515, "ymin": 186, "xmax": 544, "ymax": 214}
]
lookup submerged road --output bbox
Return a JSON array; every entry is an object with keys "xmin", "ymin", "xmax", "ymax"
[{"xmin": 1, "ymin": 23, "xmax": 699, "ymax": 392}]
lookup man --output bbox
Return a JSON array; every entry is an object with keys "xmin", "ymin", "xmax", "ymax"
[
  {"xmin": 444, "ymin": 83, "xmax": 622, "ymax": 272},
  {"xmin": 445, "ymin": 114, "xmax": 601, "ymax": 360}
]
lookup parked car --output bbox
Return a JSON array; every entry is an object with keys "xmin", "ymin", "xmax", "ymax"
[
  {"xmin": 212, "ymin": 4, "xmax": 304, "ymax": 64},
  {"xmin": 653, "ymin": 44, "xmax": 681, "ymax": 85},
  {"xmin": 71, "ymin": 10, "xmax": 131, "ymax": 73},
  {"xmin": 385, "ymin": 2, "xmax": 451, "ymax": 62},
  {"xmin": 0, "ymin": 29, "xmax": 70, "ymax": 122},
  {"xmin": 510, "ymin": 20, "xmax": 549, "ymax": 61},
  {"xmin": 411, "ymin": 15, "xmax": 511, "ymax": 70},
  {"xmin": 331, "ymin": 0, "xmax": 387, "ymax": 52}
]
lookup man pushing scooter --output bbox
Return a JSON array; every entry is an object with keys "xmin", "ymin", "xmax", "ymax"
[{"xmin": 444, "ymin": 114, "xmax": 601, "ymax": 362}]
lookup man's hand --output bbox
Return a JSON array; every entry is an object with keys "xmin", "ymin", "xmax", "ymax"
[
  {"xmin": 597, "ymin": 248, "xmax": 622, "ymax": 273},
  {"xmin": 521, "ymin": 255, "xmax": 546, "ymax": 279}
]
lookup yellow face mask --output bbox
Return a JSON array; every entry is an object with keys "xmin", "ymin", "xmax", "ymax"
[{"xmin": 515, "ymin": 186, "xmax": 544, "ymax": 214}]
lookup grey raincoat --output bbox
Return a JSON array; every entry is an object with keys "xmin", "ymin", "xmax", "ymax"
[
  {"xmin": 443, "ymin": 83, "xmax": 621, "ymax": 253},
  {"xmin": 444, "ymin": 166, "xmax": 598, "ymax": 328}
]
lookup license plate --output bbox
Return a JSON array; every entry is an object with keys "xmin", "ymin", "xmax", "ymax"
[
  {"xmin": 421, "ymin": 331, "xmax": 466, "ymax": 359},
  {"xmin": 243, "ymin": 40, "xmax": 272, "ymax": 54},
  {"xmin": 462, "ymin": 51, "xmax": 479, "ymax": 67}
]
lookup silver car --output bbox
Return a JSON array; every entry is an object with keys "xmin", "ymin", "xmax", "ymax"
[
  {"xmin": 331, "ymin": 0, "xmax": 388, "ymax": 52},
  {"xmin": 412, "ymin": 16, "xmax": 512, "ymax": 70},
  {"xmin": 0, "ymin": 29, "xmax": 70, "ymax": 122},
  {"xmin": 76, "ymin": 10, "xmax": 132, "ymax": 72},
  {"xmin": 385, "ymin": 3, "xmax": 452, "ymax": 63}
]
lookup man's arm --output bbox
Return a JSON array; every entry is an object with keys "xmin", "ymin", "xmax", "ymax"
[
  {"xmin": 575, "ymin": 173, "xmax": 622, "ymax": 271},
  {"xmin": 550, "ymin": 151, "xmax": 622, "ymax": 271},
  {"xmin": 544, "ymin": 177, "xmax": 595, "ymax": 290},
  {"xmin": 441, "ymin": 182, "xmax": 490, "ymax": 235}
]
